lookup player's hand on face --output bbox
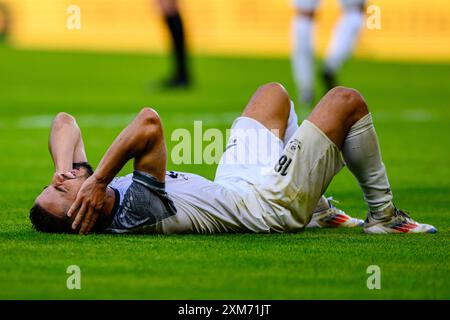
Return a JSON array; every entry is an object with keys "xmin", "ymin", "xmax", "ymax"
[
  {"xmin": 52, "ymin": 169, "xmax": 78, "ymax": 186},
  {"xmin": 52, "ymin": 171, "xmax": 76, "ymax": 185},
  {"xmin": 67, "ymin": 175, "xmax": 107, "ymax": 235}
]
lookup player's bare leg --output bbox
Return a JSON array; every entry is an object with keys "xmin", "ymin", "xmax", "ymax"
[
  {"xmin": 309, "ymin": 87, "xmax": 436, "ymax": 233},
  {"xmin": 243, "ymin": 83, "xmax": 363, "ymax": 228},
  {"xmin": 242, "ymin": 82, "xmax": 291, "ymax": 140}
]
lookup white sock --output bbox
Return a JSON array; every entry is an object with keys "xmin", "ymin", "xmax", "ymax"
[
  {"xmin": 324, "ymin": 9, "xmax": 364, "ymax": 73},
  {"xmin": 292, "ymin": 15, "xmax": 314, "ymax": 103},
  {"xmin": 342, "ymin": 113, "xmax": 393, "ymax": 214}
]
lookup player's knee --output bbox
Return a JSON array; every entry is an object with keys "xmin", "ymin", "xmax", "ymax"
[
  {"xmin": 259, "ymin": 82, "xmax": 288, "ymax": 95},
  {"xmin": 259, "ymin": 82, "xmax": 286, "ymax": 93},
  {"xmin": 329, "ymin": 86, "xmax": 368, "ymax": 118},
  {"xmin": 260, "ymin": 82, "xmax": 290, "ymax": 105},
  {"xmin": 261, "ymin": 82, "xmax": 291, "ymax": 116}
]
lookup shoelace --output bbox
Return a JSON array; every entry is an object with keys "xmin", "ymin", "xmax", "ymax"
[
  {"xmin": 325, "ymin": 197, "xmax": 348, "ymax": 217},
  {"xmin": 326, "ymin": 197, "xmax": 339, "ymax": 208},
  {"xmin": 393, "ymin": 207, "xmax": 414, "ymax": 222},
  {"xmin": 313, "ymin": 197, "xmax": 341, "ymax": 216}
]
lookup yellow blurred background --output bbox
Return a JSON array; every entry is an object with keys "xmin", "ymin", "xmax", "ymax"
[{"xmin": 2, "ymin": 0, "xmax": 450, "ymax": 61}]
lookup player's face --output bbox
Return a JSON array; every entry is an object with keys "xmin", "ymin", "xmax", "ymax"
[{"xmin": 35, "ymin": 167, "xmax": 90, "ymax": 219}]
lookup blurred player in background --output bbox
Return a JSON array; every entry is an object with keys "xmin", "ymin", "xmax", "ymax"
[
  {"xmin": 156, "ymin": 0, "xmax": 190, "ymax": 88},
  {"xmin": 0, "ymin": 2, "xmax": 10, "ymax": 43},
  {"xmin": 292, "ymin": 0, "xmax": 365, "ymax": 106}
]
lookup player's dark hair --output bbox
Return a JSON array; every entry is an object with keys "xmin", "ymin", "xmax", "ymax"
[
  {"xmin": 29, "ymin": 202, "xmax": 111, "ymax": 234},
  {"xmin": 73, "ymin": 162, "xmax": 94, "ymax": 176},
  {"xmin": 29, "ymin": 203, "xmax": 76, "ymax": 234}
]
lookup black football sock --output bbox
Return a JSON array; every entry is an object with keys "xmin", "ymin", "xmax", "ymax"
[{"xmin": 165, "ymin": 13, "xmax": 188, "ymax": 82}]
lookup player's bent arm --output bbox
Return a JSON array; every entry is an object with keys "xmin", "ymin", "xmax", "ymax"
[
  {"xmin": 68, "ymin": 108, "xmax": 165, "ymax": 234},
  {"xmin": 49, "ymin": 112, "xmax": 87, "ymax": 174},
  {"xmin": 92, "ymin": 107, "xmax": 165, "ymax": 186}
]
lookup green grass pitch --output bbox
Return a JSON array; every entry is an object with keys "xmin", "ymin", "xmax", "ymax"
[{"xmin": 0, "ymin": 45, "xmax": 449, "ymax": 299}]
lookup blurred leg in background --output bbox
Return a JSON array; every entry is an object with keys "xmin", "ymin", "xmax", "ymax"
[
  {"xmin": 322, "ymin": 0, "xmax": 365, "ymax": 91},
  {"xmin": 291, "ymin": 0, "xmax": 320, "ymax": 107},
  {"xmin": 157, "ymin": 0, "xmax": 190, "ymax": 88},
  {"xmin": 292, "ymin": 0, "xmax": 365, "ymax": 107},
  {"xmin": 0, "ymin": 1, "xmax": 10, "ymax": 44}
]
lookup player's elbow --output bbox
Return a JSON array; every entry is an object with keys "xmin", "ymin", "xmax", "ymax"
[
  {"xmin": 137, "ymin": 108, "xmax": 160, "ymax": 125},
  {"xmin": 136, "ymin": 107, "xmax": 163, "ymax": 140},
  {"xmin": 137, "ymin": 108, "xmax": 162, "ymax": 129},
  {"xmin": 54, "ymin": 112, "xmax": 75, "ymax": 125},
  {"xmin": 52, "ymin": 112, "xmax": 78, "ymax": 131}
]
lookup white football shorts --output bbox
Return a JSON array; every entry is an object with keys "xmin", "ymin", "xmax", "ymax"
[{"xmin": 215, "ymin": 107, "xmax": 344, "ymax": 232}]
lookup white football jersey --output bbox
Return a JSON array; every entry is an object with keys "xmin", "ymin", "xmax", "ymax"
[{"xmin": 108, "ymin": 171, "xmax": 271, "ymax": 234}]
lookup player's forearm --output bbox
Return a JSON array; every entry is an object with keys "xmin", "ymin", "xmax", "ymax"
[
  {"xmin": 92, "ymin": 110, "xmax": 157, "ymax": 185},
  {"xmin": 49, "ymin": 113, "xmax": 81, "ymax": 173}
]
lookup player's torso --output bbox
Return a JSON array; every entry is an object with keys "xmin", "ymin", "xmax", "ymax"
[
  {"xmin": 108, "ymin": 171, "xmax": 271, "ymax": 234},
  {"xmin": 164, "ymin": 171, "xmax": 272, "ymax": 233}
]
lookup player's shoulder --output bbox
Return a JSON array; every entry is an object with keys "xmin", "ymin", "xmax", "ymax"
[{"xmin": 109, "ymin": 173, "xmax": 133, "ymax": 189}]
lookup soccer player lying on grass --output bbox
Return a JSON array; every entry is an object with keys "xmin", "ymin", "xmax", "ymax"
[{"xmin": 29, "ymin": 83, "xmax": 436, "ymax": 235}]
